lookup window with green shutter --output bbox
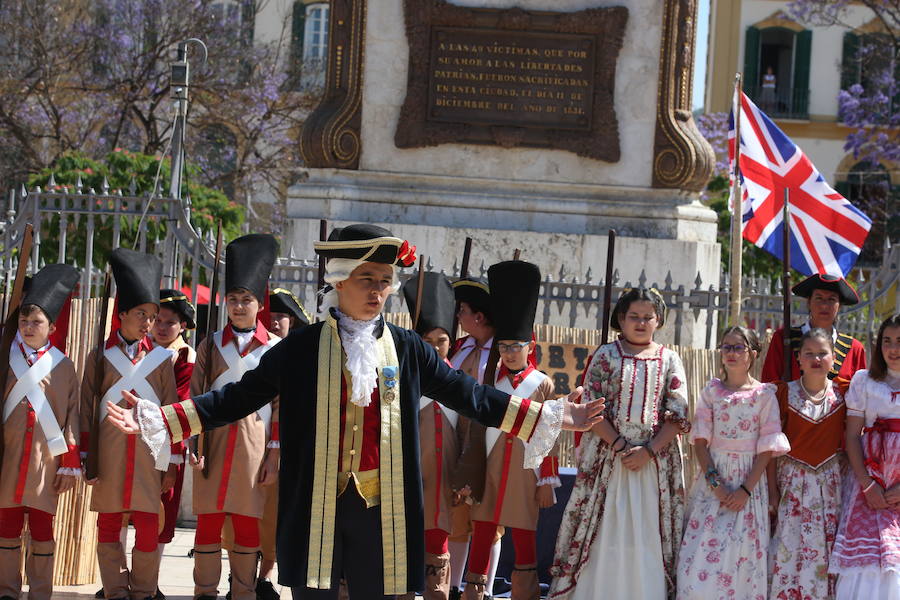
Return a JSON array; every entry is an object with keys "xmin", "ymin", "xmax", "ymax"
[{"xmin": 744, "ymin": 26, "xmax": 760, "ymax": 90}]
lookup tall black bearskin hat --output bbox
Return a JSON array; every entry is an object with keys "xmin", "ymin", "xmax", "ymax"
[
  {"xmin": 313, "ymin": 224, "xmax": 417, "ymax": 267},
  {"xmin": 159, "ymin": 289, "xmax": 197, "ymax": 330},
  {"xmin": 110, "ymin": 248, "xmax": 163, "ymax": 313},
  {"xmin": 225, "ymin": 233, "xmax": 278, "ymax": 301},
  {"xmin": 791, "ymin": 273, "xmax": 859, "ymax": 305},
  {"xmin": 269, "ymin": 287, "xmax": 312, "ymax": 328},
  {"xmin": 487, "ymin": 260, "xmax": 541, "ymax": 341},
  {"xmin": 402, "ymin": 271, "xmax": 455, "ymax": 338},
  {"xmin": 22, "ymin": 264, "xmax": 79, "ymax": 322}
]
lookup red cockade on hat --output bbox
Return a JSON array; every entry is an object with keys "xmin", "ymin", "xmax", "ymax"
[{"xmin": 398, "ymin": 240, "xmax": 417, "ymax": 267}]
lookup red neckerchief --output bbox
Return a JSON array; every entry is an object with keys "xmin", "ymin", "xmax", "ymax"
[
  {"xmin": 18, "ymin": 341, "xmax": 50, "ymax": 366},
  {"xmin": 221, "ymin": 320, "xmax": 269, "ymax": 356},
  {"xmin": 105, "ymin": 329, "xmax": 154, "ymax": 355},
  {"xmin": 497, "ymin": 364, "xmax": 536, "ymax": 389}
]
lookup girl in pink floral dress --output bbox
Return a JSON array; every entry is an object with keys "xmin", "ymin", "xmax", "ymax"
[
  {"xmin": 829, "ymin": 315, "xmax": 900, "ymax": 599},
  {"xmin": 677, "ymin": 326, "xmax": 790, "ymax": 600},
  {"xmin": 768, "ymin": 328, "xmax": 847, "ymax": 600},
  {"xmin": 549, "ymin": 288, "xmax": 690, "ymax": 600}
]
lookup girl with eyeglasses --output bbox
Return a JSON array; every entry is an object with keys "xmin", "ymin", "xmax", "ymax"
[
  {"xmin": 550, "ymin": 288, "xmax": 690, "ymax": 600},
  {"xmin": 677, "ymin": 326, "xmax": 789, "ymax": 599},
  {"xmin": 768, "ymin": 328, "xmax": 847, "ymax": 600},
  {"xmin": 829, "ymin": 314, "xmax": 900, "ymax": 599}
]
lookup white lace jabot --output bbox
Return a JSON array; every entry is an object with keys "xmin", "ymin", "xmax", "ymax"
[{"xmin": 335, "ymin": 309, "xmax": 381, "ymax": 408}]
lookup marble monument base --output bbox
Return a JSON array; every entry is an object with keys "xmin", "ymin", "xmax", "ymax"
[{"xmin": 287, "ymin": 168, "xmax": 721, "ymax": 346}]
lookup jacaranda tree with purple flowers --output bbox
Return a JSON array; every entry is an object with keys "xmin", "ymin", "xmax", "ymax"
[{"xmin": 0, "ymin": 0, "xmax": 321, "ymax": 235}]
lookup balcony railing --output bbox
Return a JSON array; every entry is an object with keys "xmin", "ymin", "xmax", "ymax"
[{"xmin": 746, "ymin": 85, "xmax": 810, "ymax": 120}]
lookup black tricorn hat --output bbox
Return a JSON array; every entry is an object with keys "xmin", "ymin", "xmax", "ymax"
[
  {"xmin": 402, "ymin": 271, "xmax": 455, "ymax": 338},
  {"xmin": 22, "ymin": 264, "xmax": 79, "ymax": 322},
  {"xmin": 314, "ymin": 224, "xmax": 417, "ymax": 267},
  {"xmin": 110, "ymin": 248, "xmax": 163, "ymax": 313},
  {"xmin": 159, "ymin": 289, "xmax": 197, "ymax": 330},
  {"xmin": 452, "ymin": 277, "xmax": 491, "ymax": 319},
  {"xmin": 269, "ymin": 287, "xmax": 311, "ymax": 328},
  {"xmin": 488, "ymin": 260, "xmax": 541, "ymax": 341},
  {"xmin": 225, "ymin": 233, "xmax": 278, "ymax": 301},
  {"xmin": 792, "ymin": 273, "xmax": 859, "ymax": 305}
]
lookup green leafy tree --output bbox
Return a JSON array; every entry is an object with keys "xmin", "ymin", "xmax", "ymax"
[{"xmin": 26, "ymin": 149, "xmax": 243, "ymax": 268}]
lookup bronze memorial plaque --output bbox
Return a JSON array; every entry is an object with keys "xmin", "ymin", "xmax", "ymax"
[
  {"xmin": 428, "ymin": 28, "xmax": 595, "ymax": 130},
  {"xmin": 396, "ymin": 1, "xmax": 629, "ymax": 162}
]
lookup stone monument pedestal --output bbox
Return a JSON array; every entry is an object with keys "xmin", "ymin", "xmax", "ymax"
[{"xmin": 291, "ymin": 0, "xmax": 719, "ymax": 346}]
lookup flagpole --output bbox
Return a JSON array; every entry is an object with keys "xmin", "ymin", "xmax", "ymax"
[
  {"xmin": 729, "ymin": 72, "xmax": 743, "ymax": 326},
  {"xmin": 782, "ymin": 188, "xmax": 792, "ymax": 381}
]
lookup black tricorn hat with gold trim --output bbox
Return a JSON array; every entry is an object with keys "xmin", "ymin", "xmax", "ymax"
[
  {"xmin": 159, "ymin": 289, "xmax": 196, "ymax": 329},
  {"xmin": 402, "ymin": 271, "xmax": 455, "ymax": 338},
  {"xmin": 314, "ymin": 224, "xmax": 417, "ymax": 267},
  {"xmin": 452, "ymin": 277, "xmax": 491, "ymax": 319},
  {"xmin": 269, "ymin": 287, "xmax": 311, "ymax": 328},
  {"xmin": 22, "ymin": 264, "xmax": 79, "ymax": 322},
  {"xmin": 488, "ymin": 260, "xmax": 541, "ymax": 341},
  {"xmin": 225, "ymin": 233, "xmax": 278, "ymax": 301},
  {"xmin": 792, "ymin": 273, "xmax": 859, "ymax": 305},
  {"xmin": 110, "ymin": 248, "xmax": 163, "ymax": 313}
]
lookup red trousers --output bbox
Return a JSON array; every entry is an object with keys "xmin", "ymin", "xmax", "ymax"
[
  {"xmin": 98, "ymin": 511, "xmax": 157, "ymax": 552},
  {"xmin": 469, "ymin": 520, "xmax": 536, "ymax": 574},
  {"xmin": 425, "ymin": 528, "xmax": 449, "ymax": 555},
  {"xmin": 159, "ymin": 463, "xmax": 184, "ymax": 544},
  {"xmin": 0, "ymin": 506, "xmax": 53, "ymax": 542},
  {"xmin": 195, "ymin": 512, "xmax": 260, "ymax": 547}
]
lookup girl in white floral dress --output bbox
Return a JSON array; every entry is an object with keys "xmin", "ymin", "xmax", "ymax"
[
  {"xmin": 768, "ymin": 328, "xmax": 847, "ymax": 600},
  {"xmin": 677, "ymin": 326, "xmax": 790, "ymax": 600},
  {"xmin": 829, "ymin": 314, "xmax": 900, "ymax": 599},
  {"xmin": 549, "ymin": 288, "xmax": 690, "ymax": 600}
]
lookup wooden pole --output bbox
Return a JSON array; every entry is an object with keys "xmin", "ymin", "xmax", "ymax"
[
  {"xmin": 601, "ymin": 229, "xmax": 616, "ymax": 345},
  {"xmin": 85, "ymin": 272, "xmax": 112, "ymax": 481},
  {"xmin": 413, "ymin": 254, "xmax": 426, "ymax": 329},
  {"xmin": 513, "ymin": 248, "xmax": 521, "ymax": 261},
  {"xmin": 0, "ymin": 223, "xmax": 33, "ymax": 474},
  {"xmin": 450, "ymin": 237, "xmax": 473, "ymax": 339},
  {"xmin": 782, "ymin": 188, "xmax": 793, "ymax": 381},
  {"xmin": 729, "ymin": 72, "xmax": 744, "ymax": 326},
  {"xmin": 195, "ymin": 223, "xmax": 223, "ymax": 475},
  {"xmin": 316, "ymin": 219, "xmax": 327, "ymax": 316}
]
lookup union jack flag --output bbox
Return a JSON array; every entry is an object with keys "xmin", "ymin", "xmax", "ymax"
[{"xmin": 728, "ymin": 91, "xmax": 872, "ymax": 277}]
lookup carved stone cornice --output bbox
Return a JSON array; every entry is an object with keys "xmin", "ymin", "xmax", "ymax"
[
  {"xmin": 299, "ymin": 0, "xmax": 366, "ymax": 169},
  {"xmin": 652, "ymin": 0, "xmax": 715, "ymax": 192}
]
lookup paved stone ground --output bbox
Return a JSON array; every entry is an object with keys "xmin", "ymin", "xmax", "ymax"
[{"xmin": 50, "ymin": 527, "xmax": 295, "ymax": 599}]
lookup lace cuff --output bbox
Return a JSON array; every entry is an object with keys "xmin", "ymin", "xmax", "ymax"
[
  {"xmin": 169, "ymin": 454, "xmax": 185, "ymax": 465},
  {"xmin": 267, "ymin": 440, "xmax": 281, "ymax": 449},
  {"xmin": 135, "ymin": 399, "xmax": 172, "ymax": 471},
  {"xmin": 56, "ymin": 467, "xmax": 81, "ymax": 476},
  {"xmin": 523, "ymin": 398, "xmax": 563, "ymax": 469},
  {"xmin": 536, "ymin": 475, "xmax": 562, "ymax": 489}
]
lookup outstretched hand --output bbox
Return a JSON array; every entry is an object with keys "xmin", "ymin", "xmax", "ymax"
[
  {"xmin": 104, "ymin": 390, "xmax": 143, "ymax": 435},
  {"xmin": 561, "ymin": 386, "xmax": 605, "ymax": 432}
]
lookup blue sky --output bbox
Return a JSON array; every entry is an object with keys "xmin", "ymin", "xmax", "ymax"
[{"xmin": 693, "ymin": 0, "xmax": 710, "ymax": 111}]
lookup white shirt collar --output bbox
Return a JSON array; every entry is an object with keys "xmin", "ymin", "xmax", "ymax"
[
  {"xmin": 118, "ymin": 331, "xmax": 142, "ymax": 360},
  {"xmin": 14, "ymin": 331, "xmax": 50, "ymax": 363},
  {"xmin": 801, "ymin": 321, "xmax": 837, "ymax": 343}
]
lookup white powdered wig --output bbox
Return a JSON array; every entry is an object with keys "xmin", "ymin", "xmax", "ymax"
[
  {"xmin": 317, "ymin": 257, "xmax": 401, "ymax": 407},
  {"xmin": 316, "ymin": 257, "xmax": 400, "ymax": 317}
]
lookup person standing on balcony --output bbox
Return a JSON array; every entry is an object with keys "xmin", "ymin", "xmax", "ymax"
[
  {"xmin": 760, "ymin": 273, "xmax": 867, "ymax": 383},
  {"xmin": 761, "ymin": 65, "xmax": 777, "ymax": 112}
]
